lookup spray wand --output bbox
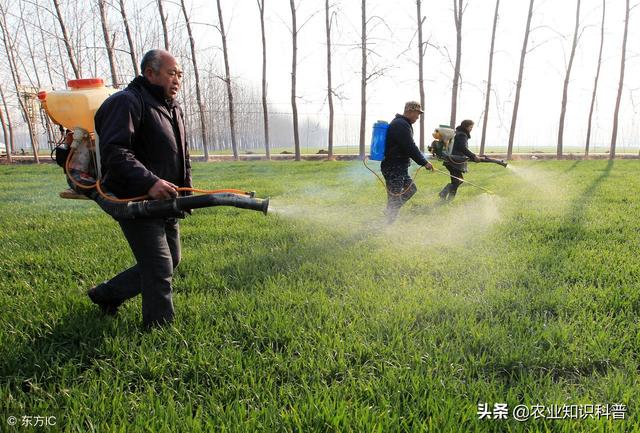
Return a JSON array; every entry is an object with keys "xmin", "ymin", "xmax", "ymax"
[{"xmin": 363, "ymin": 157, "xmax": 495, "ymax": 196}]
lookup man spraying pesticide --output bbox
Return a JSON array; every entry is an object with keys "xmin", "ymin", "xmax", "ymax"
[
  {"xmin": 428, "ymin": 120, "xmax": 507, "ymax": 202},
  {"xmin": 369, "ymin": 101, "xmax": 433, "ymax": 224},
  {"xmin": 39, "ymin": 49, "xmax": 269, "ymax": 329},
  {"xmin": 367, "ymin": 104, "xmax": 502, "ymax": 218}
]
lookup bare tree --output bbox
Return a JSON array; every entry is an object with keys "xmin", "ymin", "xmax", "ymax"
[
  {"xmin": 0, "ymin": 85, "xmax": 10, "ymax": 163},
  {"xmin": 416, "ymin": 0, "xmax": 426, "ymax": 151},
  {"xmin": 53, "ymin": 18, "xmax": 69, "ymax": 84},
  {"xmin": 216, "ymin": 0, "xmax": 238, "ymax": 160},
  {"xmin": 158, "ymin": 0, "xmax": 170, "ymax": 51},
  {"xmin": 52, "ymin": 0, "xmax": 80, "ymax": 79},
  {"xmin": 585, "ymin": 0, "xmax": 605, "ymax": 157},
  {"xmin": 450, "ymin": 0, "xmax": 464, "ymax": 128},
  {"xmin": 610, "ymin": 0, "xmax": 630, "ymax": 158},
  {"xmin": 507, "ymin": 0, "xmax": 534, "ymax": 160},
  {"xmin": 325, "ymin": 0, "xmax": 335, "ymax": 159},
  {"xmin": 0, "ymin": 5, "xmax": 38, "ymax": 162},
  {"xmin": 480, "ymin": 0, "xmax": 499, "ymax": 155},
  {"xmin": 257, "ymin": 0, "xmax": 270, "ymax": 158},
  {"xmin": 557, "ymin": 0, "xmax": 581, "ymax": 158},
  {"xmin": 98, "ymin": 0, "xmax": 119, "ymax": 88},
  {"xmin": 179, "ymin": 0, "xmax": 208, "ymax": 160},
  {"xmin": 19, "ymin": 4, "xmax": 41, "ymax": 88},
  {"xmin": 0, "ymin": 84, "xmax": 14, "ymax": 157},
  {"xmin": 119, "ymin": 0, "xmax": 139, "ymax": 76},
  {"xmin": 359, "ymin": 0, "xmax": 366, "ymax": 159},
  {"xmin": 290, "ymin": 0, "xmax": 301, "ymax": 160},
  {"xmin": 34, "ymin": 0, "xmax": 55, "ymax": 88}
]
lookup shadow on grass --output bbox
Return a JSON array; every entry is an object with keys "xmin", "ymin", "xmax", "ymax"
[
  {"xmin": 480, "ymin": 160, "xmax": 615, "ymax": 381},
  {"xmin": 0, "ymin": 306, "xmax": 117, "ymax": 401}
]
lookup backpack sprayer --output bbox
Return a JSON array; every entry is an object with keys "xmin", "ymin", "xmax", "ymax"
[
  {"xmin": 365, "ymin": 121, "xmax": 506, "ymax": 195},
  {"xmin": 428, "ymin": 125, "xmax": 507, "ymax": 168},
  {"xmin": 38, "ymin": 78, "xmax": 268, "ymax": 219}
]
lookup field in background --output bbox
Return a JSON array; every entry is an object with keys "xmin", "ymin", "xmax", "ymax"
[{"xmin": 1, "ymin": 160, "xmax": 639, "ymax": 432}]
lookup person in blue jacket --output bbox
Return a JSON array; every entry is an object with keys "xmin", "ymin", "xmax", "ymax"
[{"xmin": 381, "ymin": 101, "xmax": 433, "ymax": 223}]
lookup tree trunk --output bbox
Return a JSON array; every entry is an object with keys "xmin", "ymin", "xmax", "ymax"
[
  {"xmin": 0, "ymin": 7, "xmax": 38, "ymax": 163},
  {"xmin": 98, "ymin": 0, "xmax": 119, "ymax": 88},
  {"xmin": 359, "ymin": 0, "xmax": 366, "ymax": 160},
  {"xmin": 257, "ymin": 0, "xmax": 270, "ymax": 159},
  {"xmin": 35, "ymin": 0, "xmax": 55, "ymax": 88},
  {"xmin": 179, "ymin": 0, "xmax": 208, "ymax": 160},
  {"xmin": 557, "ymin": 0, "xmax": 581, "ymax": 158},
  {"xmin": 507, "ymin": 0, "xmax": 534, "ymax": 160},
  {"xmin": 119, "ymin": 0, "xmax": 139, "ymax": 76},
  {"xmin": 480, "ymin": 0, "xmax": 499, "ymax": 155},
  {"xmin": 416, "ymin": 0, "xmax": 425, "ymax": 151},
  {"xmin": 19, "ymin": 4, "xmax": 41, "ymax": 88},
  {"xmin": 216, "ymin": 0, "xmax": 238, "ymax": 160},
  {"xmin": 289, "ymin": 0, "xmax": 300, "ymax": 161},
  {"xmin": 610, "ymin": 0, "xmax": 629, "ymax": 159},
  {"xmin": 450, "ymin": 0, "xmax": 463, "ymax": 128},
  {"xmin": 52, "ymin": 0, "xmax": 79, "ymax": 79},
  {"xmin": 158, "ymin": 0, "xmax": 170, "ymax": 51},
  {"xmin": 585, "ymin": 0, "xmax": 605, "ymax": 157},
  {"xmin": 325, "ymin": 0, "xmax": 334, "ymax": 159},
  {"xmin": 0, "ymin": 85, "xmax": 15, "ymax": 157},
  {"xmin": 0, "ymin": 85, "xmax": 11, "ymax": 163},
  {"xmin": 53, "ymin": 22, "xmax": 69, "ymax": 84}
]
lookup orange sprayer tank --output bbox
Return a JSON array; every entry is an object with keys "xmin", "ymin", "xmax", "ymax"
[{"xmin": 38, "ymin": 78, "xmax": 115, "ymax": 133}]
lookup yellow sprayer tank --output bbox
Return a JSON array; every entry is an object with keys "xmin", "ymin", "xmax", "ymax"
[{"xmin": 38, "ymin": 78, "xmax": 115, "ymax": 133}]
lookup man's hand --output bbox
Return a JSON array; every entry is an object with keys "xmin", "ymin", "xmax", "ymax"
[
  {"xmin": 424, "ymin": 161, "xmax": 434, "ymax": 171},
  {"xmin": 473, "ymin": 155, "xmax": 482, "ymax": 163},
  {"xmin": 148, "ymin": 179, "xmax": 178, "ymax": 200}
]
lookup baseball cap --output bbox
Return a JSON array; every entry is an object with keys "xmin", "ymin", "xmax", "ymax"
[{"xmin": 404, "ymin": 101, "xmax": 424, "ymax": 113}]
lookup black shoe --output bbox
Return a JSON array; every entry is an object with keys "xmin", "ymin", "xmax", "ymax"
[{"xmin": 87, "ymin": 284, "xmax": 122, "ymax": 316}]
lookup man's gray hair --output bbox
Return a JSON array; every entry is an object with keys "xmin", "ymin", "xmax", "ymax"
[{"xmin": 140, "ymin": 49, "xmax": 168, "ymax": 75}]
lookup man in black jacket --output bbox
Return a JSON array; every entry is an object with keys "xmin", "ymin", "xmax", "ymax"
[
  {"xmin": 382, "ymin": 101, "xmax": 433, "ymax": 223},
  {"xmin": 89, "ymin": 49, "xmax": 192, "ymax": 329},
  {"xmin": 439, "ymin": 119, "xmax": 480, "ymax": 202}
]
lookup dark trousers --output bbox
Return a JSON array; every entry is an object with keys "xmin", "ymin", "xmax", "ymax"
[
  {"xmin": 439, "ymin": 164, "xmax": 464, "ymax": 200},
  {"xmin": 381, "ymin": 163, "xmax": 417, "ymax": 222},
  {"xmin": 96, "ymin": 217, "xmax": 181, "ymax": 327}
]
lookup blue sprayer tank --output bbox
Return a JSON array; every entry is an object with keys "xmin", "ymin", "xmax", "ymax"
[{"xmin": 369, "ymin": 120, "xmax": 389, "ymax": 161}]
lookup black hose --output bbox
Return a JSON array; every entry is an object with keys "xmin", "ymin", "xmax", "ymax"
[
  {"xmin": 479, "ymin": 156, "xmax": 508, "ymax": 167},
  {"xmin": 89, "ymin": 192, "xmax": 269, "ymax": 219}
]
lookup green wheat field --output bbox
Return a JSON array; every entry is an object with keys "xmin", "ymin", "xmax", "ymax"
[{"xmin": 1, "ymin": 159, "xmax": 638, "ymax": 432}]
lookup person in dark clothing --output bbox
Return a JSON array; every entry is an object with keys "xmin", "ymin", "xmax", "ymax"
[
  {"xmin": 89, "ymin": 49, "xmax": 192, "ymax": 329},
  {"xmin": 439, "ymin": 119, "xmax": 480, "ymax": 201},
  {"xmin": 381, "ymin": 101, "xmax": 433, "ymax": 223}
]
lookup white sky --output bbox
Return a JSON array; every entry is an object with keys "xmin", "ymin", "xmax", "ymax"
[{"xmin": 180, "ymin": 0, "xmax": 639, "ymax": 152}]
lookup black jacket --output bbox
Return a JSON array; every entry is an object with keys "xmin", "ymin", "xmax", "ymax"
[
  {"xmin": 95, "ymin": 76, "xmax": 192, "ymax": 198},
  {"xmin": 450, "ymin": 126, "xmax": 476, "ymax": 160},
  {"xmin": 382, "ymin": 114, "xmax": 428, "ymax": 168},
  {"xmin": 443, "ymin": 126, "xmax": 476, "ymax": 173}
]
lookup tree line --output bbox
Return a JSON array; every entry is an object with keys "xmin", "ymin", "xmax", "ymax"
[{"xmin": 0, "ymin": 0, "xmax": 635, "ymax": 163}]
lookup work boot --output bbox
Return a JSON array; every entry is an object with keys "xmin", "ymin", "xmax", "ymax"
[
  {"xmin": 438, "ymin": 185, "xmax": 450, "ymax": 201},
  {"xmin": 87, "ymin": 283, "xmax": 122, "ymax": 316}
]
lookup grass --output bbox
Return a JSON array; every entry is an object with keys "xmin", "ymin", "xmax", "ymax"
[{"xmin": 0, "ymin": 159, "xmax": 639, "ymax": 432}]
